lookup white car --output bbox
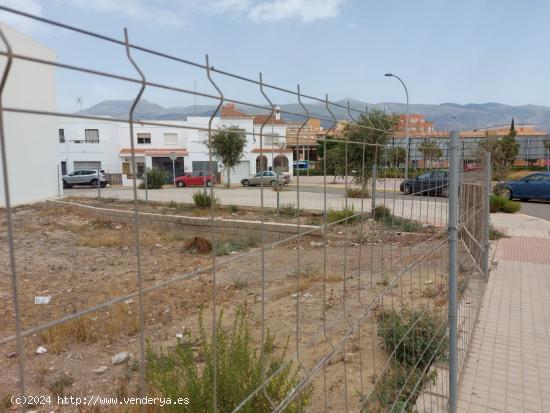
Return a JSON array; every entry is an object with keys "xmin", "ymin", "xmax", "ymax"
[{"xmin": 63, "ymin": 170, "xmax": 109, "ymax": 188}]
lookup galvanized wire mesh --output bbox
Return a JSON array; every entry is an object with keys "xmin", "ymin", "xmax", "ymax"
[{"xmin": 0, "ymin": 6, "xmax": 489, "ymax": 413}]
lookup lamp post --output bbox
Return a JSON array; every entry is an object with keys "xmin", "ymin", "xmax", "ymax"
[{"xmin": 385, "ymin": 73, "xmax": 410, "ymax": 179}]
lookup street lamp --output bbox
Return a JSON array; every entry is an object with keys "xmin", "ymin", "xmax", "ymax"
[{"xmin": 385, "ymin": 73, "xmax": 410, "ymax": 179}]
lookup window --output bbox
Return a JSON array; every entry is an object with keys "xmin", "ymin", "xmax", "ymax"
[
  {"xmin": 264, "ymin": 133, "xmax": 279, "ymax": 145},
  {"xmin": 163, "ymin": 133, "xmax": 177, "ymax": 145},
  {"xmin": 84, "ymin": 129, "xmax": 99, "ymax": 143},
  {"xmin": 137, "ymin": 133, "xmax": 151, "ymax": 144},
  {"xmin": 59, "ymin": 129, "xmax": 65, "ymax": 143}
]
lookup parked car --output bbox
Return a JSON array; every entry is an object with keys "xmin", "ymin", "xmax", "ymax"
[
  {"xmin": 63, "ymin": 170, "xmax": 109, "ymax": 188},
  {"xmin": 399, "ymin": 170, "xmax": 449, "ymax": 197},
  {"xmin": 241, "ymin": 171, "xmax": 291, "ymax": 187},
  {"xmin": 493, "ymin": 172, "xmax": 550, "ymax": 201},
  {"xmin": 175, "ymin": 171, "xmax": 215, "ymax": 187}
]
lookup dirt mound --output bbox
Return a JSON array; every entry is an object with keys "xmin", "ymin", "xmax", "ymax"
[{"xmin": 184, "ymin": 236, "xmax": 212, "ymax": 254}]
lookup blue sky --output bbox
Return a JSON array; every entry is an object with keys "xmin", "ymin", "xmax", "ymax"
[{"xmin": 3, "ymin": 0, "xmax": 550, "ymax": 112}]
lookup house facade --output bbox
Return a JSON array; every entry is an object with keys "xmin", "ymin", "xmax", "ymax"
[{"xmin": 59, "ymin": 103, "xmax": 292, "ymax": 186}]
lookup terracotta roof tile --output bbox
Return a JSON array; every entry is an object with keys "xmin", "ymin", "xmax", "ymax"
[
  {"xmin": 220, "ymin": 103, "xmax": 253, "ymax": 119},
  {"xmin": 253, "ymin": 114, "xmax": 285, "ymax": 125}
]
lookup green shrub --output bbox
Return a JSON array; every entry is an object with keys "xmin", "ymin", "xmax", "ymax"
[
  {"xmin": 228, "ymin": 204, "xmax": 239, "ymax": 214},
  {"xmin": 327, "ymin": 206, "xmax": 359, "ymax": 224},
  {"xmin": 372, "ymin": 205, "xmax": 423, "ymax": 233},
  {"xmin": 489, "ymin": 195, "xmax": 507, "ymax": 213},
  {"xmin": 192, "ymin": 191, "xmax": 218, "ymax": 209},
  {"xmin": 376, "ymin": 307, "xmax": 447, "ymax": 369},
  {"xmin": 216, "ymin": 238, "xmax": 256, "ymax": 256},
  {"xmin": 146, "ymin": 307, "xmax": 311, "ymax": 412},
  {"xmin": 489, "ymin": 224, "xmax": 508, "ymax": 240},
  {"xmin": 278, "ymin": 203, "xmax": 298, "ymax": 217},
  {"xmin": 363, "ymin": 365, "xmax": 435, "ymax": 413},
  {"xmin": 500, "ymin": 200, "xmax": 521, "ymax": 213},
  {"xmin": 489, "ymin": 195, "xmax": 521, "ymax": 213},
  {"xmin": 347, "ymin": 187, "xmax": 369, "ymax": 198},
  {"xmin": 138, "ymin": 167, "xmax": 166, "ymax": 189},
  {"xmin": 372, "ymin": 205, "xmax": 391, "ymax": 220}
]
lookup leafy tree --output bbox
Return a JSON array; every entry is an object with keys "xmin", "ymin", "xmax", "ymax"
[
  {"xmin": 206, "ymin": 126, "xmax": 246, "ymax": 188},
  {"xmin": 499, "ymin": 119, "xmax": 519, "ymax": 166},
  {"xmin": 418, "ymin": 139, "xmax": 443, "ymax": 166},
  {"xmin": 316, "ymin": 111, "xmax": 396, "ymax": 189},
  {"xmin": 385, "ymin": 146, "xmax": 407, "ymax": 166},
  {"xmin": 480, "ymin": 122, "xmax": 519, "ymax": 181}
]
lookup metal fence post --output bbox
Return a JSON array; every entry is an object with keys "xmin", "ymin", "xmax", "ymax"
[
  {"xmin": 448, "ymin": 130, "xmax": 459, "ymax": 413},
  {"xmin": 57, "ymin": 163, "xmax": 61, "ymax": 197},
  {"xmin": 97, "ymin": 167, "xmax": 101, "ymax": 199},
  {"xmin": 371, "ymin": 163, "xmax": 376, "ymax": 210},
  {"xmin": 483, "ymin": 151, "xmax": 491, "ymax": 278},
  {"xmin": 144, "ymin": 168, "xmax": 148, "ymax": 203}
]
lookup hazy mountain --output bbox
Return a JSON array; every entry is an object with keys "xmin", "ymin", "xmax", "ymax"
[{"xmin": 77, "ymin": 99, "xmax": 550, "ymax": 133}]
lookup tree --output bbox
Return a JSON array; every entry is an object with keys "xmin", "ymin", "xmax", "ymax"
[
  {"xmin": 418, "ymin": 139, "xmax": 443, "ymax": 167},
  {"xmin": 206, "ymin": 126, "xmax": 246, "ymax": 188},
  {"xmin": 499, "ymin": 118, "xmax": 519, "ymax": 166},
  {"xmin": 316, "ymin": 111, "xmax": 397, "ymax": 189},
  {"xmin": 385, "ymin": 146, "xmax": 407, "ymax": 166},
  {"xmin": 480, "ymin": 125, "xmax": 519, "ymax": 181}
]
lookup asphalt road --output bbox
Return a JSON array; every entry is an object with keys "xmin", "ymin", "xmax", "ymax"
[{"xmin": 517, "ymin": 200, "xmax": 550, "ymax": 222}]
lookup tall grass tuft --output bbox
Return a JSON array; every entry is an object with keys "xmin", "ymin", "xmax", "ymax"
[{"xmin": 146, "ymin": 306, "xmax": 311, "ymax": 412}]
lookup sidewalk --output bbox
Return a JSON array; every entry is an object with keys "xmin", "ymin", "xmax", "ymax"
[{"xmin": 457, "ymin": 213, "xmax": 550, "ymax": 412}]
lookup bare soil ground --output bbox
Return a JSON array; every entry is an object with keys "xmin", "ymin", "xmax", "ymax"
[{"xmin": 0, "ymin": 201, "xmax": 454, "ymax": 412}]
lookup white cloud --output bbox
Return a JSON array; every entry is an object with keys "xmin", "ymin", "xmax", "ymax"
[
  {"xmin": 248, "ymin": 0, "xmax": 347, "ymax": 23},
  {"xmin": 0, "ymin": 0, "xmax": 44, "ymax": 33},
  {"xmin": 12, "ymin": 0, "xmax": 347, "ymax": 31},
  {"xmin": 54, "ymin": 0, "xmax": 189, "ymax": 28}
]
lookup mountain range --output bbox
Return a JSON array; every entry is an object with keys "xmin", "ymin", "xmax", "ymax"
[{"xmin": 77, "ymin": 99, "xmax": 550, "ymax": 133}]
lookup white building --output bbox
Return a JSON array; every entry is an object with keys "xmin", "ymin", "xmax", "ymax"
[
  {"xmin": 59, "ymin": 118, "xmax": 188, "ymax": 185},
  {"xmin": 187, "ymin": 104, "xmax": 292, "ymax": 184},
  {"xmin": 0, "ymin": 23, "xmax": 59, "ymax": 206},
  {"xmin": 60, "ymin": 103, "xmax": 292, "ymax": 186}
]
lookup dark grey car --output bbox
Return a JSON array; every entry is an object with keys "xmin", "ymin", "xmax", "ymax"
[
  {"xmin": 399, "ymin": 170, "xmax": 449, "ymax": 197},
  {"xmin": 63, "ymin": 170, "xmax": 109, "ymax": 188}
]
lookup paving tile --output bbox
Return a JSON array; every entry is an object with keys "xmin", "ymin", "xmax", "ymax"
[{"xmin": 457, "ymin": 238, "xmax": 550, "ymax": 413}]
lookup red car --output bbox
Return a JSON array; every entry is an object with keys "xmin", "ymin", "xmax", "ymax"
[{"xmin": 175, "ymin": 171, "xmax": 215, "ymax": 187}]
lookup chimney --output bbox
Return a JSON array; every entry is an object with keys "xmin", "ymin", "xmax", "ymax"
[{"xmin": 274, "ymin": 105, "xmax": 281, "ymax": 121}]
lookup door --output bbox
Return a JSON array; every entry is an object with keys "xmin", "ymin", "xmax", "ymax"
[{"xmin": 224, "ymin": 161, "xmax": 250, "ymax": 185}]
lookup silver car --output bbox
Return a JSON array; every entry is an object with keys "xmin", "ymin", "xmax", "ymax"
[
  {"xmin": 241, "ymin": 171, "xmax": 291, "ymax": 187},
  {"xmin": 63, "ymin": 170, "xmax": 109, "ymax": 188}
]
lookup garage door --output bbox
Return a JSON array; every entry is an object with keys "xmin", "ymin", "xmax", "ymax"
[
  {"xmin": 74, "ymin": 161, "xmax": 101, "ymax": 171},
  {"xmin": 224, "ymin": 161, "xmax": 250, "ymax": 184},
  {"xmin": 192, "ymin": 161, "xmax": 218, "ymax": 174}
]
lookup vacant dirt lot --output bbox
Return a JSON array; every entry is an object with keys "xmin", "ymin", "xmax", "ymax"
[{"xmin": 0, "ymin": 201, "xmax": 450, "ymax": 412}]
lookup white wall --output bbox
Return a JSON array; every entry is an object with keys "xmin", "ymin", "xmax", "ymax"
[
  {"xmin": 0, "ymin": 23, "xmax": 59, "ymax": 206},
  {"xmin": 59, "ymin": 119, "xmax": 189, "ymax": 174}
]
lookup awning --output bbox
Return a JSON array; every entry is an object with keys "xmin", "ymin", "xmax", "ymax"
[
  {"xmin": 119, "ymin": 148, "xmax": 189, "ymax": 156},
  {"xmin": 251, "ymin": 148, "xmax": 293, "ymax": 153}
]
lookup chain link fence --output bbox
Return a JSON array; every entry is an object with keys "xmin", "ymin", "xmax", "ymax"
[{"xmin": 0, "ymin": 6, "xmax": 490, "ymax": 412}]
